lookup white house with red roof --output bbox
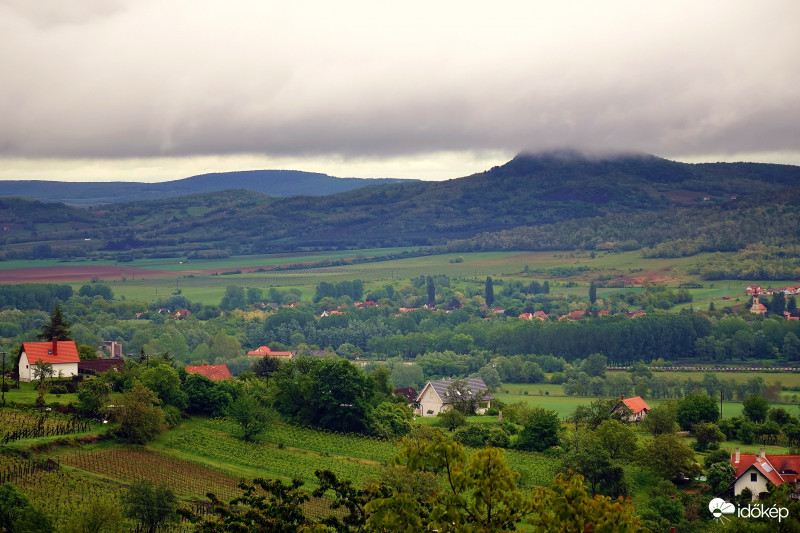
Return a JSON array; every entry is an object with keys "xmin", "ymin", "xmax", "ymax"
[
  {"xmin": 731, "ymin": 448, "xmax": 800, "ymax": 500},
  {"xmin": 184, "ymin": 363, "xmax": 232, "ymax": 381},
  {"xmin": 611, "ymin": 395, "xmax": 651, "ymax": 422},
  {"xmin": 18, "ymin": 339, "xmax": 80, "ymax": 382}
]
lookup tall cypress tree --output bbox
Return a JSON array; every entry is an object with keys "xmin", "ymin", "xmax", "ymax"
[
  {"xmin": 38, "ymin": 304, "xmax": 72, "ymax": 340},
  {"xmin": 589, "ymin": 281, "xmax": 597, "ymax": 305},
  {"xmin": 485, "ymin": 277, "xmax": 495, "ymax": 307},
  {"xmin": 426, "ymin": 276, "xmax": 436, "ymax": 307}
]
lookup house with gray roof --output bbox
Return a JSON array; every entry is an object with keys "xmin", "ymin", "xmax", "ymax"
[{"xmin": 416, "ymin": 377, "xmax": 494, "ymax": 417}]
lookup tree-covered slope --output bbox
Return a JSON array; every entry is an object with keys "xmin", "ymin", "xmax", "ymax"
[{"xmin": 1, "ymin": 151, "xmax": 799, "ymax": 258}]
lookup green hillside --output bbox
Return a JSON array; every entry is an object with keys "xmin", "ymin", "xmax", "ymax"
[{"xmin": 2, "ymin": 151, "xmax": 799, "ymax": 260}]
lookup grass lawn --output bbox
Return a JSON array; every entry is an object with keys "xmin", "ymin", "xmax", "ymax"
[{"xmin": 3, "ymin": 380, "xmax": 79, "ymax": 406}]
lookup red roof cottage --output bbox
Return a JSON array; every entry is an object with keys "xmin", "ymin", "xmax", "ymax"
[
  {"xmin": 184, "ymin": 363, "xmax": 232, "ymax": 381},
  {"xmin": 246, "ymin": 346, "xmax": 294, "ymax": 359},
  {"xmin": 18, "ymin": 339, "xmax": 80, "ymax": 382},
  {"xmin": 611, "ymin": 395, "xmax": 651, "ymax": 422}
]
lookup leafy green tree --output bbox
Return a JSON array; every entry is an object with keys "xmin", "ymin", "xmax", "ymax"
[
  {"xmin": 271, "ymin": 358, "xmax": 374, "ymax": 433},
  {"xmin": 692, "ymin": 422, "xmax": 726, "ymax": 451},
  {"xmin": 31, "ymin": 360, "xmax": 54, "ymax": 385},
  {"xmin": 370, "ymin": 402, "xmax": 413, "ymax": 439},
  {"xmin": 0, "ymin": 482, "xmax": 31, "ymax": 531},
  {"xmin": 367, "ymin": 365, "xmax": 394, "ymax": 405},
  {"xmin": 366, "ymin": 432, "xmax": 536, "ymax": 531},
  {"xmin": 250, "ymin": 354, "xmax": 282, "ymax": 380},
  {"xmin": 742, "ymin": 393, "xmax": 770, "ymax": 423},
  {"xmin": 438, "ymin": 409, "xmax": 467, "ymax": 431},
  {"xmin": 738, "ymin": 418, "xmax": 757, "ymax": 444},
  {"xmin": 484, "ymin": 277, "xmax": 494, "ymax": 307},
  {"xmin": 219, "ymin": 285, "xmax": 246, "ymax": 311},
  {"xmin": 76, "ymin": 378, "xmax": 111, "ymax": 419},
  {"xmin": 208, "ymin": 333, "xmax": 243, "ymax": 362},
  {"xmin": 640, "ymin": 399, "xmax": 680, "ymax": 436},
  {"xmin": 676, "ymin": 393, "xmax": 720, "ymax": 430},
  {"xmin": 139, "ymin": 363, "xmax": 188, "ymax": 411},
  {"xmin": 580, "ymin": 353, "xmax": 607, "ymax": 378},
  {"xmin": 77, "ymin": 343, "xmax": 99, "ymax": 360},
  {"xmin": 571, "ymin": 398, "xmax": 620, "ymax": 430},
  {"xmin": 62, "ymin": 499, "xmax": 122, "ymax": 533},
  {"xmin": 37, "ymin": 304, "xmax": 71, "ymax": 340},
  {"xmin": 121, "ymin": 480, "xmax": 178, "ymax": 533},
  {"xmin": 246, "ymin": 287, "xmax": 263, "ymax": 305},
  {"xmin": 638, "ymin": 433, "xmax": 700, "ymax": 481},
  {"xmin": 517, "ymin": 407, "xmax": 561, "ymax": 452},
  {"xmin": 527, "ymin": 471, "xmax": 641, "ymax": 532},
  {"xmin": 595, "ymin": 419, "xmax": 638, "ymax": 461},
  {"xmin": 183, "ymin": 373, "xmax": 232, "ymax": 416},
  {"xmin": 225, "ymin": 391, "xmax": 275, "ymax": 441},
  {"xmin": 783, "ymin": 332, "xmax": 800, "ymax": 361},
  {"xmin": 771, "ymin": 292, "xmax": 786, "ymax": 316},
  {"xmin": 390, "ymin": 363, "xmax": 424, "ymax": 390},
  {"xmin": 113, "ymin": 382, "xmax": 167, "ymax": 444},
  {"xmin": 182, "ymin": 470, "xmax": 383, "ymax": 532},
  {"xmin": 562, "ymin": 437, "xmax": 628, "ymax": 497},
  {"xmin": 707, "ymin": 462, "xmax": 736, "ymax": 494}
]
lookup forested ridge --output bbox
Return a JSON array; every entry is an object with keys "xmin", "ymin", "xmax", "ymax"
[{"xmin": 2, "ymin": 150, "xmax": 799, "ymax": 259}]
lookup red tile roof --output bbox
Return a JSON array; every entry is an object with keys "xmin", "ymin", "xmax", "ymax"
[
  {"xmin": 620, "ymin": 396, "xmax": 650, "ymax": 414},
  {"xmin": 732, "ymin": 453, "xmax": 800, "ymax": 485},
  {"xmin": 184, "ymin": 363, "xmax": 232, "ymax": 381},
  {"xmin": 246, "ymin": 346, "xmax": 293, "ymax": 358},
  {"xmin": 22, "ymin": 340, "xmax": 80, "ymax": 364}
]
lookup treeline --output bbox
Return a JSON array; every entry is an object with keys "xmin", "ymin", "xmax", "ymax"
[
  {"xmin": 0, "ymin": 284, "xmax": 73, "ymax": 311},
  {"xmin": 692, "ymin": 244, "xmax": 800, "ymax": 280},
  {"xmin": 313, "ymin": 280, "xmax": 364, "ymax": 302}
]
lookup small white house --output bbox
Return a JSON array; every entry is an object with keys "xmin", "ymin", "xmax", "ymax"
[
  {"xmin": 18, "ymin": 340, "xmax": 80, "ymax": 382},
  {"xmin": 416, "ymin": 377, "xmax": 494, "ymax": 417}
]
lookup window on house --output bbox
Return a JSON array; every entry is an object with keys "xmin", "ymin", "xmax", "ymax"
[{"xmin": 751, "ymin": 473, "xmax": 758, "ymax": 482}]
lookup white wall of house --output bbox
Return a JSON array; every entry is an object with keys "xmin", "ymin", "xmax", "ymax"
[
  {"xmin": 17, "ymin": 352, "xmax": 79, "ymax": 382},
  {"xmin": 733, "ymin": 467, "xmax": 769, "ymax": 499},
  {"xmin": 418, "ymin": 385, "xmax": 446, "ymax": 416}
]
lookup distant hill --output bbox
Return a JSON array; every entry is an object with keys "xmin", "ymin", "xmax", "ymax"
[
  {"xmin": 0, "ymin": 170, "xmax": 410, "ymax": 205},
  {"xmin": 2, "ymin": 150, "xmax": 799, "ymax": 259}
]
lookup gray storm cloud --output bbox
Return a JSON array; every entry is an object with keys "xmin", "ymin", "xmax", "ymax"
[{"xmin": 1, "ymin": 0, "xmax": 799, "ymax": 162}]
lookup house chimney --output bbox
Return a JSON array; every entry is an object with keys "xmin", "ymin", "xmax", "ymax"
[
  {"xmin": 52, "ymin": 337, "xmax": 57, "ymax": 356},
  {"xmin": 735, "ymin": 447, "xmax": 740, "ymax": 464},
  {"xmin": 620, "ymin": 395, "xmax": 624, "ymax": 400},
  {"xmin": 759, "ymin": 447, "xmax": 765, "ymax": 460}
]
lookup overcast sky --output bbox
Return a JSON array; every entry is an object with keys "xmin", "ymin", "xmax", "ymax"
[{"xmin": 1, "ymin": 0, "xmax": 799, "ymax": 182}]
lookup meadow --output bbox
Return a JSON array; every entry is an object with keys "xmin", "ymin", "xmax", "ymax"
[{"xmin": 5, "ymin": 248, "xmax": 771, "ymax": 311}]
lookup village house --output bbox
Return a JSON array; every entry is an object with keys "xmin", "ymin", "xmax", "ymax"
[
  {"xmin": 184, "ymin": 363, "xmax": 233, "ymax": 381},
  {"xmin": 18, "ymin": 339, "xmax": 80, "ymax": 382},
  {"xmin": 731, "ymin": 448, "xmax": 800, "ymax": 500},
  {"xmin": 611, "ymin": 395, "xmax": 651, "ymax": 422},
  {"xmin": 393, "ymin": 387, "xmax": 418, "ymax": 408},
  {"xmin": 416, "ymin": 377, "xmax": 494, "ymax": 417},
  {"xmin": 246, "ymin": 345, "xmax": 294, "ymax": 359}
]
